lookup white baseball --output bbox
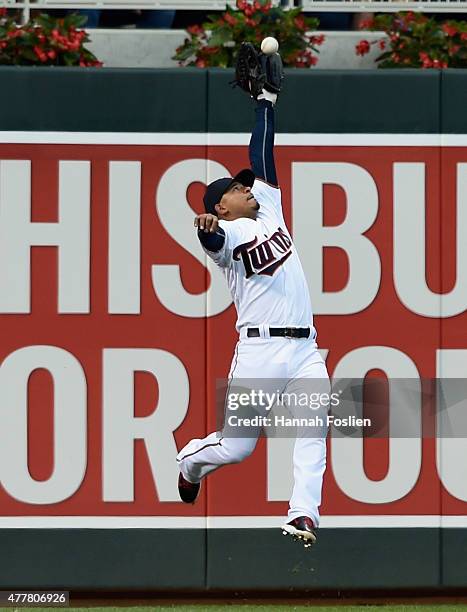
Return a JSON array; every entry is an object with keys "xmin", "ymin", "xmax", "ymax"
[{"xmin": 261, "ymin": 37, "xmax": 279, "ymax": 55}]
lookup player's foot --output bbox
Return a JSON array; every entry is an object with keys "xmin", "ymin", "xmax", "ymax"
[
  {"xmin": 178, "ymin": 472, "xmax": 201, "ymax": 504},
  {"xmin": 281, "ymin": 516, "xmax": 317, "ymax": 549}
]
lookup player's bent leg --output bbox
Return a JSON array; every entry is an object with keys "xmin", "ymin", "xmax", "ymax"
[{"xmin": 176, "ymin": 432, "xmax": 258, "ymax": 502}]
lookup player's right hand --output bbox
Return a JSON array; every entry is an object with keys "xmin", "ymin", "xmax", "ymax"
[{"xmin": 194, "ymin": 214, "xmax": 219, "ymax": 233}]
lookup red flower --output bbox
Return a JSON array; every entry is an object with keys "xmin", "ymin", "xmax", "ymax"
[
  {"xmin": 195, "ymin": 59, "xmax": 206, "ymax": 68},
  {"xmin": 431, "ymin": 58, "xmax": 447, "ymax": 69},
  {"xmin": 420, "ymin": 52, "xmax": 443, "ymax": 69},
  {"xmin": 355, "ymin": 40, "xmax": 370, "ymax": 56},
  {"xmin": 0, "ymin": 41, "xmax": 7, "ymax": 49},
  {"xmin": 261, "ymin": 1, "xmax": 272, "ymax": 12},
  {"xmin": 291, "ymin": 49, "xmax": 318, "ymax": 68},
  {"xmin": 224, "ymin": 12, "xmax": 237, "ymax": 26},
  {"xmin": 244, "ymin": 6, "xmax": 254, "ymax": 17},
  {"xmin": 310, "ymin": 34, "xmax": 325, "ymax": 46},
  {"xmin": 461, "ymin": 33, "xmax": 467, "ymax": 41},
  {"xmin": 0, "ymin": 7, "xmax": 7, "ymax": 17},
  {"xmin": 203, "ymin": 45, "xmax": 219, "ymax": 55},
  {"xmin": 187, "ymin": 24, "xmax": 203, "ymax": 36},
  {"xmin": 47, "ymin": 49, "xmax": 56, "ymax": 60},
  {"xmin": 378, "ymin": 39, "xmax": 386, "ymax": 50},
  {"xmin": 253, "ymin": 0, "xmax": 262, "ymax": 10},
  {"xmin": 246, "ymin": 18, "xmax": 256, "ymax": 27},
  {"xmin": 449, "ymin": 44, "xmax": 460, "ymax": 56},
  {"xmin": 294, "ymin": 15, "xmax": 306, "ymax": 30},
  {"xmin": 33, "ymin": 45, "xmax": 47, "ymax": 62},
  {"xmin": 442, "ymin": 23, "xmax": 458, "ymax": 37},
  {"xmin": 391, "ymin": 52, "xmax": 401, "ymax": 63},
  {"xmin": 359, "ymin": 18, "xmax": 374, "ymax": 30}
]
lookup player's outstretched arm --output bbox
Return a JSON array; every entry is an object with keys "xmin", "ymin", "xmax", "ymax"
[
  {"xmin": 249, "ymin": 98, "xmax": 278, "ymax": 188},
  {"xmin": 232, "ymin": 42, "xmax": 283, "ymax": 188}
]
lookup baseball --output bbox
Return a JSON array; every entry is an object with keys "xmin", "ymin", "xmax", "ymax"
[{"xmin": 261, "ymin": 36, "xmax": 279, "ymax": 55}]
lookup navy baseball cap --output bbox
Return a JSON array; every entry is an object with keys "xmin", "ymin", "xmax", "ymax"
[{"xmin": 203, "ymin": 168, "xmax": 255, "ymax": 216}]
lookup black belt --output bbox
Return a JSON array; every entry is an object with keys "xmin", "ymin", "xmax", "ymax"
[{"xmin": 247, "ymin": 327, "xmax": 311, "ymax": 339}]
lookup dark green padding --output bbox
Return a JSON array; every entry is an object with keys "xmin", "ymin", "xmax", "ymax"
[
  {"xmin": 0, "ymin": 67, "xmax": 207, "ymax": 133},
  {"xmin": 208, "ymin": 69, "xmax": 441, "ymax": 134},
  {"xmin": 0, "ymin": 528, "xmax": 441, "ymax": 589},
  {"xmin": 441, "ymin": 70, "xmax": 467, "ymax": 134},
  {"xmin": 207, "ymin": 528, "xmax": 441, "ymax": 589},
  {"xmin": 0, "ymin": 529, "xmax": 206, "ymax": 589},
  {"xmin": 0, "ymin": 67, "xmax": 448, "ymax": 134},
  {"xmin": 441, "ymin": 528, "xmax": 467, "ymax": 586}
]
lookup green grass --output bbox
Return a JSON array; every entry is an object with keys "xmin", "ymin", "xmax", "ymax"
[
  {"xmin": 64, "ymin": 607, "xmax": 467, "ymax": 612},
  {"xmin": 3, "ymin": 606, "xmax": 467, "ymax": 612},
  {"xmin": 73, "ymin": 606, "xmax": 467, "ymax": 611}
]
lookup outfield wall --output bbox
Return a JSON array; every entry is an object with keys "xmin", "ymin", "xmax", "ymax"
[{"xmin": 0, "ymin": 67, "xmax": 466, "ymax": 591}]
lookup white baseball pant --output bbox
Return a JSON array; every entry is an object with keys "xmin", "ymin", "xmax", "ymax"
[{"xmin": 177, "ymin": 332, "xmax": 329, "ymax": 526}]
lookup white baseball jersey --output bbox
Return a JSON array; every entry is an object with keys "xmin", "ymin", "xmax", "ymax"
[{"xmin": 204, "ymin": 179, "xmax": 313, "ymax": 331}]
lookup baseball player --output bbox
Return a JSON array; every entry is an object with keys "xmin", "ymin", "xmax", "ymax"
[{"xmin": 176, "ymin": 44, "xmax": 329, "ymax": 548}]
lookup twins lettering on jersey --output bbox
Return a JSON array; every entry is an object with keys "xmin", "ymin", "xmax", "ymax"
[{"xmin": 233, "ymin": 227, "xmax": 293, "ymax": 279}]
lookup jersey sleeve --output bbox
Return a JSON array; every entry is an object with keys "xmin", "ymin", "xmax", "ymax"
[
  {"xmin": 201, "ymin": 218, "xmax": 257, "ymax": 269},
  {"xmin": 252, "ymin": 178, "xmax": 284, "ymax": 222}
]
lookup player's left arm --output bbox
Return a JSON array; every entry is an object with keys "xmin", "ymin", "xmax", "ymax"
[
  {"xmin": 249, "ymin": 98, "xmax": 278, "ymax": 188},
  {"xmin": 194, "ymin": 213, "xmax": 225, "ymax": 252},
  {"xmin": 194, "ymin": 214, "xmax": 255, "ymax": 269}
]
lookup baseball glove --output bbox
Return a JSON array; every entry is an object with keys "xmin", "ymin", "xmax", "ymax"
[{"xmin": 231, "ymin": 42, "xmax": 284, "ymax": 99}]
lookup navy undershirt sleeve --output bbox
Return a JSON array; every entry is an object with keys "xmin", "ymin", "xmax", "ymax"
[
  {"xmin": 249, "ymin": 99, "xmax": 278, "ymax": 187},
  {"xmin": 197, "ymin": 227, "xmax": 226, "ymax": 252}
]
